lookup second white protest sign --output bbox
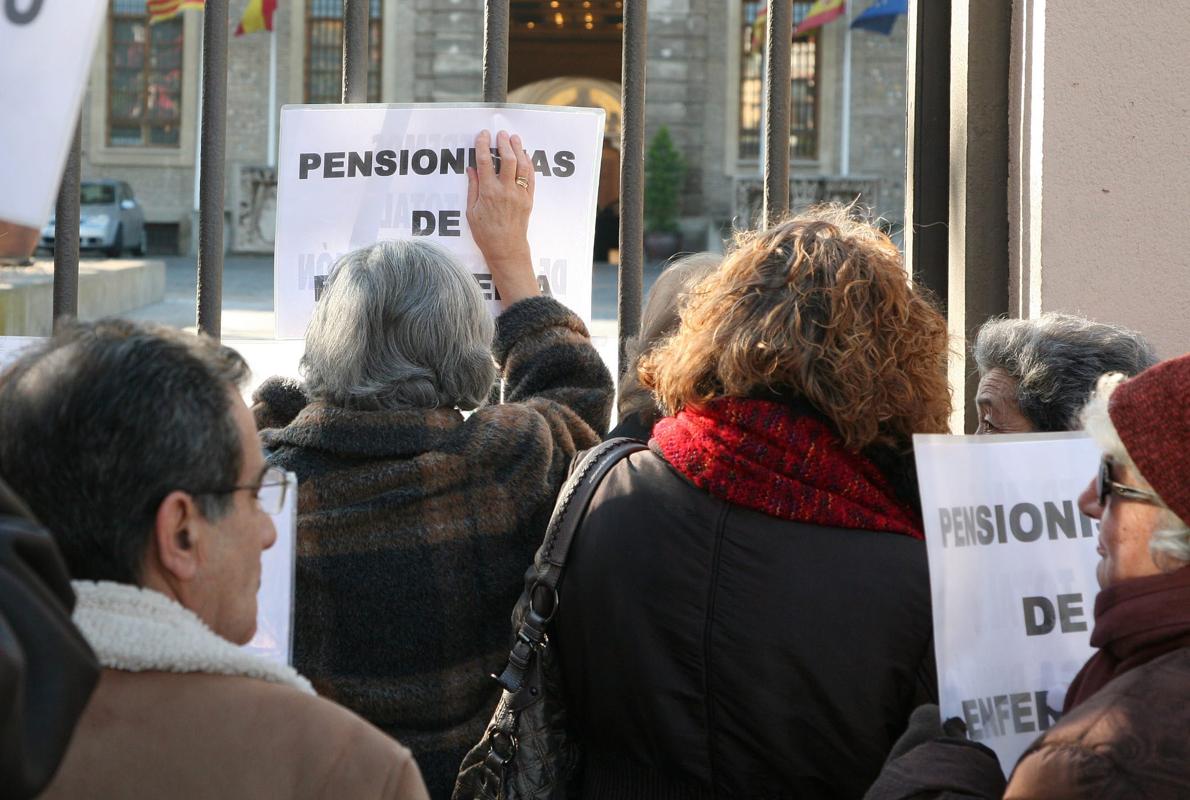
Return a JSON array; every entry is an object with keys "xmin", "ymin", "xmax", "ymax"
[
  {"xmin": 274, "ymin": 103, "xmax": 605, "ymax": 339},
  {"xmin": 914, "ymin": 431, "xmax": 1102, "ymax": 773}
]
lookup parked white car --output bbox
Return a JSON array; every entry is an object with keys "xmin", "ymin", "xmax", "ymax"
[{"xmin": 41, "ymin": 180, "xmax": 147, "ymax": 257}]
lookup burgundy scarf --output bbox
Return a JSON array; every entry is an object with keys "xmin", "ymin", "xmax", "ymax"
[
  {"xmin": 1063, "ymin": 565, "xmax": 1190, "ymax": 711},
  {"xmin": 651, "ymin": 397, "xmax": 923, "ymax": 539}
]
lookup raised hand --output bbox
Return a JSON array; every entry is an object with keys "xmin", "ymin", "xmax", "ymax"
[{"xmin": 466, "ymin": 129, "xmax": 539, "ymax": 309}]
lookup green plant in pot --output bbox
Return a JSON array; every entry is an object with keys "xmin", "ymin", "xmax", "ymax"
[{"xmin": 644, "ymin": 126, "xmax": 686, "ymax": 261}]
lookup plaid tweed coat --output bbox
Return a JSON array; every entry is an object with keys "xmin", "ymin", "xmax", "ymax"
[{"xmin": 254, "ymin": 297, "xmax": 612, "ymax": 799}]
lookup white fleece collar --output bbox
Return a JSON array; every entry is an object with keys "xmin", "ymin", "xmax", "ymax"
[{"xmin": 72, "ymin": 580, "xmax": 314, "ymax": 695}]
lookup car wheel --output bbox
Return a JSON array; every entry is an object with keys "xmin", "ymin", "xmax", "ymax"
[
  {"xmin": 132, "ymin": 232, "xmax": 146, "ymax": 257},
  {"xmin": 105, "ymin": 225, "xmax": 123, "ymax": 258}
]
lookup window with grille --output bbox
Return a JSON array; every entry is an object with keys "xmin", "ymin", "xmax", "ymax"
[
  {"xmin": 305, "ymin": 0, "xmax": 383, "ymax": 104},
  {"xmin": 108, "ymin": 0, "xmax": 184, "ymax": 147},
  {"xmin": 739, "ymin": 1, "xmax": 819, "ymax": 162}
]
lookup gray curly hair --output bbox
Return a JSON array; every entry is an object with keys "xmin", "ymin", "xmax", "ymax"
[{"xmin": 973, "ymin": 313, "xmax": 1156, "ymax": 432}]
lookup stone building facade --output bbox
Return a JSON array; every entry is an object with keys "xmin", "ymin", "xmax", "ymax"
[{"xmin": 78, "ymin": 0, "xmax": 907, "ymax": 253}]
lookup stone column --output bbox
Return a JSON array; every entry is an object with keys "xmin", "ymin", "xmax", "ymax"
[{"xmin": 1009, "ymin": 0, "xmax": 1190, "ymax": 360}]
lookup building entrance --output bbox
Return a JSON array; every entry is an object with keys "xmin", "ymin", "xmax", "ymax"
[{"xmin": 509, "ymin": 1, "xmax": 623, "ymax": 89}]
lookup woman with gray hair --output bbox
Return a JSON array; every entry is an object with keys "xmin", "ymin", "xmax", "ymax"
[
  {"xmin": 251, "ymin": 130, "xmax": 612, "ymax": 798},
  {"xmin": 867, "ymin": 355, "xmax": 1190, "ymax": 799},
  {"xmin": 972, "ymin": 313, "xmax": 1156, "ymax": 434}
]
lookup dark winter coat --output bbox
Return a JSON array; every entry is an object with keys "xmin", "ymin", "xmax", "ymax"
[
  {"xmin": 867, "ymin": 649, "xmax": 1190, "ymax": 800},
  {"xmin": 554, "ymin": 448, "xmax": 937, "ymax": 799},
  {"xmin": 0, "ymin": 480, "xmax": 98, "ymax": 800},
  {"xmin": 1005, "ymin": 646, "xmax": 1190, "ymax": 798},
  {"xmin": 254, "ymin": 296, "xmax": 612, "ymax": 799}
]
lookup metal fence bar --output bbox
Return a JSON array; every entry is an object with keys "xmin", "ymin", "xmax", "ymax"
[
  {"xmin": 52, "ymin": 118, "xmax": 81, "ymax": 328},
  {"xmin": 617, "ymin": 0, "xmax": 647, "ymax": 368},
  {"xmin": 482, "ymin": 0, "xmax": 510, "ymax": 103},
  {"xmin": 762, "ymin": 0, "xmax": 792, "ymax": 227},
  {"xmin": 904, "ymin": 0, "xmax": 950, "ymax": 300},
  {"xmin": 196, "ymin": 0, "xmax": 229, "ymax": 339},
  {"xmin": 343, "ymin": 0, "xmax": 369, "ymax": 103}
]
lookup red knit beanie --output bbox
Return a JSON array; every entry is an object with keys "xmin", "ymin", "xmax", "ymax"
[{"xmin": 1108, "ymin": 352, "xmax": 1190, "ymax": 523}]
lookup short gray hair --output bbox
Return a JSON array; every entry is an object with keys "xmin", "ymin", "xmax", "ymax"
[
  {"xmin": 0, "ymin": 320, "xmax": 249, "ymax": 584},
  {"xmin": 1081, "ymin": 374, "xmax": 1190, "ymax": 566},
  {"xmin": 973, "ymin": 313, "xmax": 1157, "ymax": 432},
  {"xmin": 301, "ymin": 240, "xmax": 496, "ymax": 410}
]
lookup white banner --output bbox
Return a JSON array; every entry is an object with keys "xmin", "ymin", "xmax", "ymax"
[
  {"xmin": 0, "ymin": 336, "xmax": 41, "ymax": 367},
  {"xmin": 273, "ymin": 103, "xmax": 606, "ymax": 339},
  {"xmin": 913, "ymin": 432, "xmax": 1102, "ymax": 772},
  {"xmin": 243, "ymin": 470, "xmax": 298, "ymax": 666},
  {"xmin": 0, "ymin": 0, "xmax": 107, "ymax": 228}
]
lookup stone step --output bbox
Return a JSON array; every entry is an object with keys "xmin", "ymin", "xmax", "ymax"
[{"xmin": 0, "ymin": 258, "xmax": 165, "ymax": 336}]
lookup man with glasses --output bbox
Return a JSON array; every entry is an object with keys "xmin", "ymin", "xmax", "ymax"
[{"xmin": 0, "ymin": 319, "xmax": 429, "ymax": 799}]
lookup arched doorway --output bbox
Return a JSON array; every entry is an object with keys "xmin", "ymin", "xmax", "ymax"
[
  {"xmin": 509, "ymin": 1, "xmax": 624, "ymax": 89},
  {"xmin": 510, "ymin": 77, "xmax": 622, "ymax": 262}
]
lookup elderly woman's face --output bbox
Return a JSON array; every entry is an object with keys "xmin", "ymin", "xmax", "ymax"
[
  {"xmin": 974, "ymin": 368, "xmax": 1036, "ymax": 434},
  {"xmin": 1078, "ymin": 461, "xmax": 1165, "ymax": 589}
]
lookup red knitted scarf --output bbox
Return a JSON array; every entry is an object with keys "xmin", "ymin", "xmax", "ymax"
[{"xmin": 651, "ymin": 397, "xmax": 923, "ymax": 539}]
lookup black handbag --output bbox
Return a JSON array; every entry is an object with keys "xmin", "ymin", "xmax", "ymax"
[{"xmin": 453, "ymin": 437, "xmax": 647, "ymax": 800}]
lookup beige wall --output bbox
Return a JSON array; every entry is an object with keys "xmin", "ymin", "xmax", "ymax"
[{"xmin": 1010, "ymin": 0, "xmax": 1190, "ymax": 360}]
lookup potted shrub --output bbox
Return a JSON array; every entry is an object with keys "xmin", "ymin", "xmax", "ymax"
[{"xmin": 644, "ymin": 126, "xmax": 686, "ymax": 261}]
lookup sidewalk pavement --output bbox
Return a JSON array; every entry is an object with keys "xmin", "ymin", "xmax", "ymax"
[
  {"xmin": 123, "ymin": 255, "xmax": 666, "ymax": 341},
  {"xmin": 122, "ymin": 255, "xmax": 670, "ymax": 398}
]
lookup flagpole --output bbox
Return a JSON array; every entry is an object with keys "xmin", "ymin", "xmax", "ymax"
[
  {"xmin": 267, "ymin": 28, "xmax": 277, "ymax": 167},
  {"xmin": 840, "ymin": 1, "xmax": 852, "ymax": 176}
]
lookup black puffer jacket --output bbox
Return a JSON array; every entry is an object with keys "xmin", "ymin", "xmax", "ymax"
[
  {"xmin": 0, "ymin": 479, "xmax": 99, "ymax": 799},
  {"xmin": 555, "ymin": 449, "xmax": 936, "ymax": 799}
]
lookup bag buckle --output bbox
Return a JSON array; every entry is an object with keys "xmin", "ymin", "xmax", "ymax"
[
  {"xmin": 482, "ymin": 729, "xmax": 518, "ymax": 773},
  {"xmin": 528, "ymin": 580, "xmax": 560, "ymax": 624}
]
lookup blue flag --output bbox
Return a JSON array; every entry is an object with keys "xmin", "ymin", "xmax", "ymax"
[{"xmin": 850, "ymin": 0, "xmax": 907, "ymax": 35}]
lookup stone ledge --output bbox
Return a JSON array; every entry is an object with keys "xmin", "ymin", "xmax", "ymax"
[{"xmin": 0, "ymin": 259, "xmax": 166, "ymax": 336}]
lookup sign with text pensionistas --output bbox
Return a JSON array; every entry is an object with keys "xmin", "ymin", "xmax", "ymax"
[
  {"xmin": 913, "ymin": 431, "xmax": 1103, "ymax": 774},
  {"xmin": 273, "ymin": 103, "xmax": 605, "ymax": 339}
]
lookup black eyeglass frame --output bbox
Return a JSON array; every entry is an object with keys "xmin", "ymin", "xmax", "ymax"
[{"xmin": 1096, "ymin": 457, "xmax": 1162, "ymax": 509}]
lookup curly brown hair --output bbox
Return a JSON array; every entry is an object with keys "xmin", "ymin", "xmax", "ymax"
[{"xmin": 639, "ymin": 204, "xmax": 951, "ymax": 451}]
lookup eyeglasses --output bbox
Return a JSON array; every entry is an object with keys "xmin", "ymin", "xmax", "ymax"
[
  {"xmin": 1097, "ymin": 457, "xmax": 1162, "ymax": 509},
  {"xmin": 192, "ymin": 465, "xmax": 292, "ymax": 515}
]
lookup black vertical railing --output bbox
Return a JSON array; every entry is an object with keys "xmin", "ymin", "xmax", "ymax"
[
  {"xmin": 196, "ymin": 0, "xmax": 229, "ymax": 339},
  {"xmin": 618, "ymin": 0, "xmax": 646, "ymax": 365},
  {"xmin": 905, "ymin": 0, "xmax": 950, "ymax": 301},
  {"xmin": 762, "ymin": 0, "xmax": 792, "ymax": 227},
  {"xmin": 482, "ymin": 0, "xmax": 510, "ymax": 103},
  {"xmin": 52, "ymin": 120, "xmax": 82, "ymax": 329},
  {"xmin": 343, "ymin": 0, "xmax": 369, "ymax": 103}
]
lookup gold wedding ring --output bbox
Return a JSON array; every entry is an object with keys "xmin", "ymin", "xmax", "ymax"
[{"xmin": 515, "ymin": 176, "xmax": 530, "ymax": 189}]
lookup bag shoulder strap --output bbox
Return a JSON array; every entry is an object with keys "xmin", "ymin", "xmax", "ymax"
[
  {"xmin": 539, "ymin": 436, "xmax": 647, "ymax": 577},
  {"xmin": 495, "ymin": 437, "xmax": 646, "ymax": 692}
]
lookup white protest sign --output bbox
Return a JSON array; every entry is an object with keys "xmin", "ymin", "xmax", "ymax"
[
  {"xmin": 243, "ymin": 470, "xmax": 298, "ymax": 666},
  {"xmin": 273, "ymin": 103, "xmax": 605, "ymax": 339},
  {"xmin": 0, "ymin": 0, "xmax": 107, "ymax": 228},
  {"xmin": 0, "ymin": 336, "xmax": 42, "ymax": 368},
  {"xmin": 914, "ymin": 432, "xmax": 1102, "ymax": 772}
]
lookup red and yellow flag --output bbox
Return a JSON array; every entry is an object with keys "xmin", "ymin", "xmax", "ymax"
[
  {"xmin": 793, "ymin": 0, "xmax": 846, "ymax": 36},
  {"xmin": 236, "ymin": 0, "xmax": 278, "ymax": 36},
  {"xmin": 148, "ymin": 0, "xmax": 205, "ymax": 25}
]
